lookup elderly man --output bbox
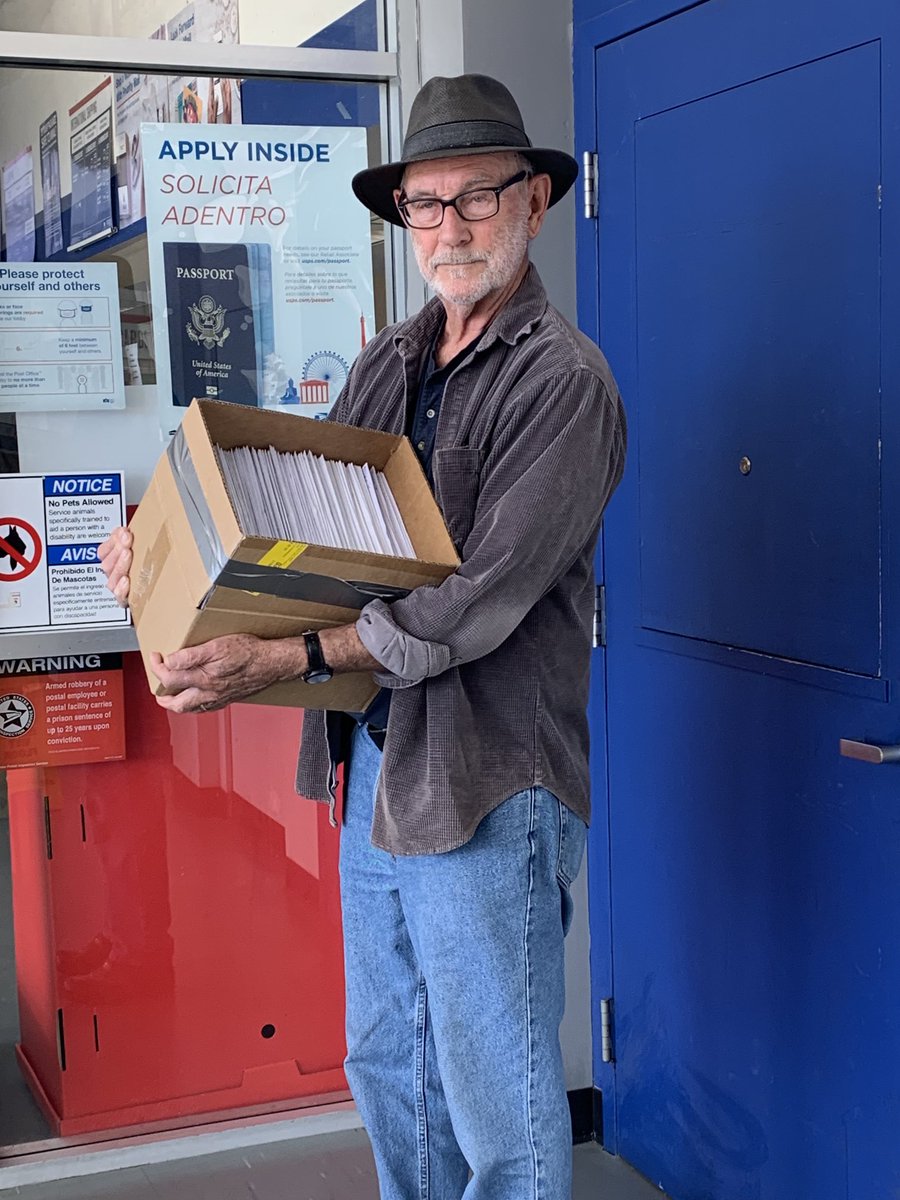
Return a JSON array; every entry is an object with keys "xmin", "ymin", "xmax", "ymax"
[{"xmin": 101, "ymin": 74, "xmax": 625, "ymax": 1200}]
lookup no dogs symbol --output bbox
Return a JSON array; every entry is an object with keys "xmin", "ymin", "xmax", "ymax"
[{"xmin": 0, "ymin": 517, "xmax": 42, "ymax": 582}]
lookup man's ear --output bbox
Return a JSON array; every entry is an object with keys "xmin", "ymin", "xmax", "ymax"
[{"xmin": 527, "ymin": 173, "xmax": 552, "ymax": 238}]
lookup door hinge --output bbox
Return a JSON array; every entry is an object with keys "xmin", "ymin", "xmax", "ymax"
[
  {"xmin": 582, "ymin": 150, "xmax": 598, "ymax": 219},
  {"xmin": 600, "ymin": 997, "xmax": 615, "ymax": 1064},
  {"xmin": 593, "ymin": 583, "xmax": 606, "ymax": 648}
]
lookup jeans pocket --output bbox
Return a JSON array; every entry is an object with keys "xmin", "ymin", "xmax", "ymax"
[{"xmin": 556, "ymin": 803, "xmax": 587, "ymax": 937}]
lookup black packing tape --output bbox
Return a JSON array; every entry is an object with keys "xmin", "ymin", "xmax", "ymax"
[{"xmin": 216, "ymin": 561, "xmax": 409, "ymax": 610}]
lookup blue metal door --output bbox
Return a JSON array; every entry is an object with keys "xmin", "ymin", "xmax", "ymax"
[{"xmin": 578, "ymin": 2, "xmax": 900, "ymax": 1196}]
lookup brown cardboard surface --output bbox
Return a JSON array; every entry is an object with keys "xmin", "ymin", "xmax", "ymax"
[{"xmin": 128, "ymin": 399, "xmax": 459, "ymax": 711}]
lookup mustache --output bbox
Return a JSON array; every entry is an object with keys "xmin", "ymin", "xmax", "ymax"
[{"xmin": 428, "ymin": 253, "xmax": 489, "ymax": 267}]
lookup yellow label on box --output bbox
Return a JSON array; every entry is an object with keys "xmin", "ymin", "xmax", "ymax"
[{"xmin": 258, "ymin": 541, "xmax": 308, "ymax": 569}]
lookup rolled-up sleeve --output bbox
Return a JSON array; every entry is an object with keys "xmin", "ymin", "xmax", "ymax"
[{"xmin": 355, "ymin": 368, "xmax": 625, "ymax": 685}]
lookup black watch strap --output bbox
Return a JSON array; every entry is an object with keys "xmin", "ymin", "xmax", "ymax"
[{"xmin": 303, "ymin": 631, "xmax": 329, "ymax": 675}]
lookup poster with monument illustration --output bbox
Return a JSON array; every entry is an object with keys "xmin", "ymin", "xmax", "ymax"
[{"xmin": 142, "ymin": 123, "xmax": 375, "ymax": 436}]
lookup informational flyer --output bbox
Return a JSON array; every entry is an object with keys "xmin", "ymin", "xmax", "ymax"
[
  {"xmin": 1, "ymin": 149, "xmax": 36, "ymax": 264},
  {"xmin": 115, "ymin": 4, "xmax": 240, "ymax": 233},
  {"xmin": 166, "ymin": 0, "xmax": 242, "ymax": 127},
  {"xmin": 114, "ymin": 72, "xmax": 146, "ymax": 230},
  {"xmin": 142, "ymin": 124, "xmax": 375, "ymax": 433},
  {"xmin": 0, "ymin": 262, "xmax": 126, "ymax": 412},
  {"xmin": 39, "ymin": 113, "xmax": 64, "ymax": 256},
  {"xmin": 0, "ymin": 652, "xmax": 126, "ymax": 768},
  {"xmin": 69, "ymin": 77, "xmax": 115, "ymax": 251},
  {"xmin": 0, "ymin": 472, "xmax": 129, "ymax": 633}
]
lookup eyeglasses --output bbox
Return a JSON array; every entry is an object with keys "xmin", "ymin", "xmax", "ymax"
[{"xmin": 397, "ymin": 169, "xmax": 532, "ymax": 229}]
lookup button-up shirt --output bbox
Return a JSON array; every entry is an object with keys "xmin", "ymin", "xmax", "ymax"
[
  {"xmin": 295, "ymin": 265, "xmax": 627, "ymax": 856},
  {"xmin": 408, "ymin": 328, "xmax": 478, "ymax": 482},
  {"xmin": 363, "ymin": 328, "xmax": 479, "ymax": 742}
]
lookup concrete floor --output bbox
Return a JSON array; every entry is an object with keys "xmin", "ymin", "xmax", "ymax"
[{"xmin": 2, "ymin": 1129, "xmax": 667, "ymax": 1199}]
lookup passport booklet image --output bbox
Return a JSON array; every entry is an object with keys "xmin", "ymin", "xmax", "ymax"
[{"xmin": 163, "ymin": 241, "xmax": 274, "ymax": 408}]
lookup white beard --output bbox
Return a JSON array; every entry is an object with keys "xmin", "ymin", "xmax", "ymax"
[{"xmin": 413, "ymin": 212, "xmax": 531, "ymax": 307}]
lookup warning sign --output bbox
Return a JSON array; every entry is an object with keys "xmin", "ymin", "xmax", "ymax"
[
  {"xmin": 0, "ymin": 473, "xmax": 129, "ymax": 632},
  {"xmin": 0, "ymin": 517, "xmax": 42, "ymax": 582},
  {"xmin": 0, "ymin": 653, "xmax": 125, "ymax": 768}
]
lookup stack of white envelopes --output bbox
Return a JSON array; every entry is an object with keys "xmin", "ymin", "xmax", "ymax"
[{"xmin": 216, "ymin": 444, "xmax": 416, "ymax": 559}]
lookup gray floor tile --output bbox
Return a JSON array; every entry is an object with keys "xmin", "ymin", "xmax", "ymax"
[
  {"xmin": 2, "ymin": 1170, "xmax": 159, "ymax": 1200},
  {"xmin": 574, "ymin": 1143, "xmax": 667, "ymax": 1199},
  {"xmin": 4, "ymin": 1131, "xmax": 668, "ymax": 1200}
]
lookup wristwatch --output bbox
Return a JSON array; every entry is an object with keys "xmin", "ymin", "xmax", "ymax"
[{"xmin": 302, "ymin": 631, "xmax": 333, "ymax": 685}]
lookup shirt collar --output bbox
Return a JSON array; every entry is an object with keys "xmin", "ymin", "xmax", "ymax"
[{"xmin": 394, "ymin": 262, "xmax": 548, "ymax": 360}]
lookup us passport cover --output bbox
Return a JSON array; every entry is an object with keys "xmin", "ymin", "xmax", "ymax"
[{"xmin": 163, "ymin": 241, "xmax": 274, "ymax": 408}]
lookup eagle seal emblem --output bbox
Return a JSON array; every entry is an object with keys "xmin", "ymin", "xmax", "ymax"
[{"xmin": 187, "ymin": 294, "xmax": 230, "ymax": 349}]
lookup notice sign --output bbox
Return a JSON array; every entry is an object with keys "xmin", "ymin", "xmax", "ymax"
[
  {"xmin": 0, "ymin": 652, "xmax": 125, "ymax": 768},
  {"xmin": 0, "ymin": 262, "xmax": 126, "ymax": 412},
  {"xmin": 0, "ymin": 472, "xmax": 130, "ymax": 633}
]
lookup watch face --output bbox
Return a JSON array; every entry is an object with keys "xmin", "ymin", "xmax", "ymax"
[{"xmin": 303, "ymin": 669, "xmax": 333, "ymax": 685}]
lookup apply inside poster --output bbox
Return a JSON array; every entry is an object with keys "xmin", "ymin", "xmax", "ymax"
[{"xmin": 142, "ymin": 124, "xmax": 376, "ymax": 434}]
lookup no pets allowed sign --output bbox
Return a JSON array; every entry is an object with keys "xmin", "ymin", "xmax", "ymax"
[{"xmin": 0, "ymin": 472, "xmax": 130, "ymax": 632}]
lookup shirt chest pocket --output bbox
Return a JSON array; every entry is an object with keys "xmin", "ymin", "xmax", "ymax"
[{"xmin": 432, "ymin": 446, "xmax": 485, "ymax": 554}]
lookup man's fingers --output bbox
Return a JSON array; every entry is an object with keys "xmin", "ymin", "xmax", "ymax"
[
  {"xmin": 99, "ymin": 529, "xmax": 133, "ymax": 606},
  {"xmin": 103, "ymin": 547, "xmax": 131, "ymax": 586},
  {"xmin": 150, "ymin": 653, "xmax": 208, "ymax": 693},
  {"xmin": 102, "ymin": 549, "xmax": 132, "ymax": 607},
  {"xmin": 155, "ymin": 688, "xmax": 220, "ymax": 714},
  {"xmin": 163, "ymin": 643, "xmax": 218, "ymax": 671},
  {"xmin": 98, "ymin": 527, "xmax": 131, "ymax": 562}
]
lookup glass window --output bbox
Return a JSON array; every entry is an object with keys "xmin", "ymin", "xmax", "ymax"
[
  {"xmin": 0, "ymin": 65, "xmax": 388, "ymax": 500},
  {"xmin": 0, "ymin": 0, "xmax": 384, "ymax": 52}
]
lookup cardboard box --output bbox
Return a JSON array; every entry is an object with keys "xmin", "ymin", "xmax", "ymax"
[{"xmin": 128, "ymin": 400, "xmax": 459, "ymax": 710}]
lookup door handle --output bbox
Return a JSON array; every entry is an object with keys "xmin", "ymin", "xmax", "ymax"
[{"xmin": 839, "ymin": 739, "xmax": 900, "ymax": 764}]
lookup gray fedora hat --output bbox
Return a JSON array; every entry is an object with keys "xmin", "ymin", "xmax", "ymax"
[{"xmin": 352, "ymin": 73, "xmax": 579, "ymax": 227}]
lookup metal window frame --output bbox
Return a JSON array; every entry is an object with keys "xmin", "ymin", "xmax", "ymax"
[{"xmin": 0, "ymin": 29, "xmax": 397, "ymax": 80}]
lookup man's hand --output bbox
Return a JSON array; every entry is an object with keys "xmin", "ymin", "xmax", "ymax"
[
  {"xmin": 98, "ymin": 526, "xmax": 132, "ymax": 606},
  {"xmin": 151, "ymin": 635, "xmax": 307, "ymax": 714},
  {"xmin": 97, "ymin": 527, "xmax": 382, "ymax": 714}
]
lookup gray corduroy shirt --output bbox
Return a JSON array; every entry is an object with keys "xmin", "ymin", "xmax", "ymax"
[{"xmin": 295, "ymin": 265, "xmax": 626, "ymax": 855}]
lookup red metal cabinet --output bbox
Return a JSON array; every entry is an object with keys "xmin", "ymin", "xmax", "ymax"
[{"xmin": 8, "ymin": 652, "xmax": 348, "ymax": 1136}]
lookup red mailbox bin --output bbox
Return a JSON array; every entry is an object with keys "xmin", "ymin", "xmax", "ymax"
[{"xmin": 7, "ymin": 652, "xmax": 349, "ymax": 1136}]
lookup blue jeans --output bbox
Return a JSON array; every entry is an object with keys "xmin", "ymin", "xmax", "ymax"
[{"xmin": 339, "ymin": 726, "xmax": 587, "ymax": 1200}]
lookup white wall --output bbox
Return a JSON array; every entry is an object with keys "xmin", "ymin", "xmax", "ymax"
[
  {"xmin": 459, "ymin": 0, "xmax": 577, "ymax": 323},
  {"xmin": 415, "ymin": 0, "xmax": 592, "ymax": 1093}
]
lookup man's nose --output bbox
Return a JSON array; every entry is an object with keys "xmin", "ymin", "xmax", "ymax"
[{"xmin": 438, "ymin": 204, "xmax": 471, "ymax": 245}]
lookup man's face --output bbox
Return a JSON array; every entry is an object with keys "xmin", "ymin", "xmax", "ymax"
[{"xmin": 396, "ymin": 153, "xmax": 545, "ymax": 308}]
